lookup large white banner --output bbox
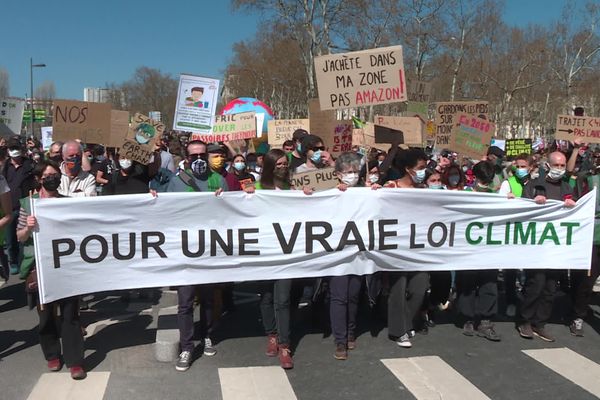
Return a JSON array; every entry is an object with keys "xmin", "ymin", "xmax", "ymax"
[
  {"xmin": 32, "ymin": 189, "xmax": 596, "ymax": 303},
  {"xmin": 173, "ymin": 74, "xmax": 220, "ymax": 134}
]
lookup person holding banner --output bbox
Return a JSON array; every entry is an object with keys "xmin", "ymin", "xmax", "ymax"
[
  {"xmin": 207, "ymin": 143, "xmax": 241, "ymax": 191},
  {"xmin": 518, "ymin": 151, "xmax": 576, "ymax": 342},
  {"xmin": 499, "ymin": 154, "xmax": 534, "ymax": 317},
  {"xmin": 456, "ymin": 161, "xmax": 501, "ymax": 341},
  {"xmin": 294, "ymin": 135, "xmax": 335, "ymax": 173},
  {"xmin": 17, "ymin": 160, "xmax": 86, "ymax": 380},
  {"xmin": 329, "ymin": 152, "xmax": 364, "ymax": 360},
  {"xmin": 255, "ymin": 149, "xmax": 296, "ymax": 369},
  {"xmin": 167, "ymin": 140, "xmax": 229, "ymax": 372},
  {"xmin": 383, "ymin": 149, "xmax": 430, "ymax": 348}
]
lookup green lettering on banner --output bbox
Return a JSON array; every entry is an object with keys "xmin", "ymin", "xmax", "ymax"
[
  {"xmin": 465, "ymin": 222, "xmax": 484, "ymax": 244},
  {"xmin": 539, "ymin": 223, "xmax": 559, "ymax": 245},
  {"xmin": 560, "ymin": 222, "xmax": 580, "ymax": 245},
  {"xmin": 514, "ymin": 222, "xmax": 536, "ymax": 245},
  {"xmin": 486, "ymin": 223, "xmax": 502, "ymax": 245}
]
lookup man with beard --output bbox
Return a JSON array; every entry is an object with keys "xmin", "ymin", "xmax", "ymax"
[{"xmin": 166, "ymin": 140, "xmax": 228, "ymax": 372}]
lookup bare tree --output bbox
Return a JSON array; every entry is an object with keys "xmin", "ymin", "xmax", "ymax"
[{"xmin": 35, "ymin": 81, "xmax": 56, "ymax": 100}]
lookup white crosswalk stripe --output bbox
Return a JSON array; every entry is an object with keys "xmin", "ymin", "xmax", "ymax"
[
  {"xmin": 381, "ymin": 356, "xmax": 491, "ymax": 400},
  {"xmin": 219, "ymin": 366, "xmax": 297, "ymax": 400},
  {"xmin": 523, "ymin": 347, "xmax": 600, "ymax": 398},
  {"xmin": 26, "ymin": 372, "xmax": 110, "ymax": 400}
]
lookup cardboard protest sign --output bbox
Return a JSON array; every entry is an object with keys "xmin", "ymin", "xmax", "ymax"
[
  {"xmin": 190, "ymin": 111, "xmax": 256, "ymax": 142},
  {"xmin": 449, "ymin": 114, "xmax": 494, "ymax": 159},
  {"xmin": 434, "ymin": 101, "xmax": 489, "ymax": 148},
  {"xmin": 0, "ymin": 98, "xmax": 25, "ymax": 136},
  {"xmin": 505, "ymin": 139, "xmax": 532, "ymax": 157},
  {"xmin": 173, "ymin": 74, "xmax": 220, "ymax": 134},
  {"xmin": 408, "ymin": 80, "xmax": 432, "ymax": 103},
  {"xmin": 291, "ymin": 167, "xmax": 338, "ymax": 191},
  {"xmin": 352, "ymin": 125, "xmax": 376, "ymax": 148},
  {"xmin": 120, "ymin": 113, "xmax": 165, "ymax": 165},
  {"xmin": 374, "ymin": 115, "xmax": 424, "ymax": 145},
  {"xmin": 52, "ymin": 100, "xmax": 111, "ymax": 143},
  {"xmin": 268, "ymin": 119, "xmax": 310, "ymax": 147},
  {"xmin": 41, "ymin": 126, "xmax": 53, "ymax": 150},
  {"xmin": 556, "ymin": 115, "xmax": 600, "ymax": 144},
  {"xmin": 108, "ymin": 110, "xmax": 130, "ymax": 148},
  {"xmin": 314, "ymin": 45, "xmax": 407, "ymax": 110},
  {"xmin": 308, "ymin": 99, "xmax": 351, "ymax": 156}
]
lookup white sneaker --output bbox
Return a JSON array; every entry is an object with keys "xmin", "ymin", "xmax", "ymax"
[
  {"xmin": 506, "ymin": 304, "xmax": 516, "ymax": 317},
  {"xmin": 203, "ymin": 338, "xmax": 217, "ymax": 356},
  {"xmin": 396, "ymin": 333, "xmax": 412, "ymax": 348},
  {"xmin": 175, "ymin": 351, "xmax": 192, "ymax": 371}
]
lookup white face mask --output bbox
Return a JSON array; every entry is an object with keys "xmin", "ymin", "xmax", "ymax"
[
  {"xmin": 547, "ymin": 167, "xmax": 565, "ymax": 181},
  {"xmin": 119, "ymin": 159, "xmax": 132, "ymax": 169},
  {"xmin": 340, "ymin": 172, "xmax": 359, "ymax": 186},
  {"xmin": 411, "ymin": 168, "xmax": 426, "ymax": 183},
  {"xmin": 368, "ymin": 173, "xmax": 379, "ymax": 184},
  {"xmin": 8, "ymin": 149, "xmax": 21, "ymax": 158}
]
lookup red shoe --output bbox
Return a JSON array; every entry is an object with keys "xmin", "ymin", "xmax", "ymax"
[
  {"xmin": 69, "ymin": 365, "xmax": 87, "ymax": 380},
  {"xmin": 278, "ymin": 345, "xmax": 293, "ymax": 369},
  {"xmin": 266, "ymin": 334, "xmax": 278, "ymax": 357},
  {"xmin": 47, "ymin": 358, "xmax": 62, "ymax": 371}
]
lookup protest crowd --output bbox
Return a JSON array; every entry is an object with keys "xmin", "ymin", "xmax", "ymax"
[{"xmin": 0, "ymin": 116, "xmax": 599, "ymax": 380}]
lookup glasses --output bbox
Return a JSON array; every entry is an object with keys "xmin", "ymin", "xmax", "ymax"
[
  {"xmin": 187, "ymin": 153, "xmax": 206, "ymax": 160},
  {"xmin": 311, "ymin": 146, "xmax": 325, "ymax": 151}
]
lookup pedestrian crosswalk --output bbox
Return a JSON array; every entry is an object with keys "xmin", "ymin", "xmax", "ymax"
[
  {"xmin": 21, "ymin": 346, "xmax": 600, "ymax": 400},
  {"xmin": 523, "ymin": 348, "xmax": 600, "ymax": 398},
  {"xmin": 26, "ymin": 372, "xmax": 110, "ymax": 400},
  {"xmin": 381, "ymin": 356, "xmax": 491, "ymax": 400}
]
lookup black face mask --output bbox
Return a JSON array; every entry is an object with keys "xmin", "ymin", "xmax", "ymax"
[
  {"xmin": 48, "ymin": 155, "xmax": 62, "ymax": 163},
  {"xmin": 42, "ymin": 174, "xmax": 61, "ymax": 192}
]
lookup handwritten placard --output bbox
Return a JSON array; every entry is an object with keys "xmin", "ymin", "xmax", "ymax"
[
  {"xmin": 408, "ymin": 80, "xmax": 432, "ymax": 103},
  {"xmin": 449, "ymin": 114, "xmax": 494, "ymax": 159},
  {"xmin": 191, "ymin": 111, "xmax": 256, "ymax": 142},
  {"xmin": 120, "ymin": 113, "xmax": 165, "ymax": 165},
  {"xmin": 374, "ymin": 115, "xmax": 424, "ymax": 145},
  {"xmin": 505, "ymin": 139, "xmax": 532, "ymax": 157},
  {"xmin": 555, "ymin": 115, "xmax": 600, "ymax": 144},
  {"xmin": 434, "ymin": 101, "xmax": 488, "ymax": 148},
  {"xmin": 52, "ymin": 100, "xmax": 111, "ymax": 143},
  {"xmin": 267, "ymin": 119, "xmax": 310, "ymax": 146},
  {"xmin": 314, "ymin": 45, "xmax": 407, "ymax": 110},
  {"xmin": 291, "ymin": 167, "xmax": 338, "ymax": 191}
]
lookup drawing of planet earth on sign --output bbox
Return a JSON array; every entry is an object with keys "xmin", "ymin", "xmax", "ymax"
[
  {"xmin": 221, "ymin": 97, "xmax": 274, "ymax": 134},
  {"xmin": 134, "ymin": 122, "xmax": 156, "ymax": 144}
]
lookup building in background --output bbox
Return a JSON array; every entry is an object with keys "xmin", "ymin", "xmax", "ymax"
[{"xmin": 83, "ymin": 87, "xmax": 112, "ymax": 103}]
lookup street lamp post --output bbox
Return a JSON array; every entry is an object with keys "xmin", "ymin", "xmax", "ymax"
[{"xmin": 30, "ymin": 57, "xmax": 46, "ymax": 137}]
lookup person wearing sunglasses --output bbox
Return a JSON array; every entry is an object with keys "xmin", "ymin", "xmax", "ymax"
[
  {"xmin": 166, "ymin": 140, "xmax": 229, "ymax": 372},
  {"xmin": 294, "ymin": 135, "xmax": 335, "ymax": 173}
]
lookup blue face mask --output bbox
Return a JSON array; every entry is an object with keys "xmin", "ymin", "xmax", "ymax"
[
  {"xmin": 233, "ymin": 162, "xmax": 246, "ymax": 171},
  {"xmin": 310, "ymin": 150, "xmax": 322, "ymax": 164},
  {"xmin": 428, "ymin": 183, "xmax": 443, "ymax": 189},
  {"xmin": 412, "ymin": 168, "xmax": 426, "ymax": 183},
  {"xmin": 296, "ymin": 143, "xmax": 302, "ymax": 153},
  {"xmin": 515, "ymin": 168, "xmax": 529, "ymax": 179}
]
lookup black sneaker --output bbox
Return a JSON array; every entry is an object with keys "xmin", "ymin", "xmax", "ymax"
[
  {"xmin": 175, "ymin": 351, "xmax": 192, "ymax": 371},
  {"xmin": 477, "ymin": 320, "xmax": 501, "ymax": 342},
  {"xmin": 532, "ymin": 326, "xmax": 555, "ymax": 342},
  {"xmin": 518, "ymin": 323, "xmax": 534, "ymax": 339},
  {"xmin": 570, "ymin": 318, "xmax": 584, "ymax": 337},
  {"xmin": 462, "ymin": 321, "xmax": 475, "ymax": 336}
]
